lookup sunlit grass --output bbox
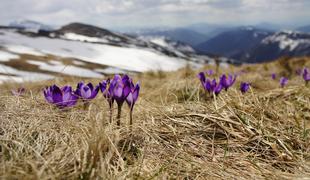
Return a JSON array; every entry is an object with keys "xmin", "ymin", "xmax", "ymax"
[{"xmin": 0, "ymin": 56, "xmax": 310, "ymax": 179}]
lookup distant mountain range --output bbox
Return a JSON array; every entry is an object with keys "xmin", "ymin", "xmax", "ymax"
[
  {"xmin": 129, "ymin": 28, "xmax": 208, "ymax": 46},
  {"xmin": 195, "ymin": 27, "xmax": 273, "ymax": 57},
  {"xmin": 2, "ymin": 19, "xmax": 310, "ymax": 65},
  {"xmin": 236, "ymin": 31, "xmax": 310, "ymax": 63},
  {"xmin": 194, "ymin": 26, "xmax": 310, "ymax": 63}
]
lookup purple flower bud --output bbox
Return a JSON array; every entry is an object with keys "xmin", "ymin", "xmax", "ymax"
[
  {"xmin": 220, "ymin": 74, "xmax": 236, "ymax": 91},
  {"xmin": 126, "ymin": 81, "xmax": 140, "ymax": 109},
  {"xmin": 280, "ymin": 77, "xmax": 288, "ymax": 88},
  {"xmin": 75, "ymin": 82, "xmax": 99, "ymax": 100},
  {"xmin": 240, "ymin": 82, "xmax": 250, "ymax": 94},
  {"xmin": 197, "ymin": 72, "xmax": 206, "ymax": 86},
  {"xmin": 11, "ymin": 87, "xmax": 25, "ymax": 96},
  {"xmin": 271, "ymin": 73, "xmax": 276, "ymax": 80},
  {"xmin": 43, "ymin": 85, "xmax": 78, "ymax": 108},
  {"xmin": 303, "ymin": 68, "xmax": 310, "ymax": 83}
]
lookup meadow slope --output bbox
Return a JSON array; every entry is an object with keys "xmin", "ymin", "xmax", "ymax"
[{"xmin": 0, "ymin": 57, "xmax": 310, "ymax": 179}]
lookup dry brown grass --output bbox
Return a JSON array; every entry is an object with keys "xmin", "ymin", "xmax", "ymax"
[{"xmin": 0, "ymin": 57, "xmax": 310, "ymax": 179}]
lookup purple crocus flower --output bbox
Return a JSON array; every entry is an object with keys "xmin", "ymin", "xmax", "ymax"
[
  {"xmin": 126, "ymin": 81, "xmax": 140, "ymax": 109},
  {"xmin": 302, "ymin": 68, "xmax": 310, "ymax": 84},
  {"xmin": 220, "ymin": 74, "xmax": 236, "ymax": 90},
  {"xmin": 111, "ymin": 75, "xmax": 131, "ymax": 106},
  {"xmin": 280, "ymin": 77, "xmax": 288, "ymax": 88},
  {"xmin": 75, "ymin": 82, "xmax": 99, "ymax": 101},
  {"xmin": 271, "ymin": 73, "xmax": 276, "ymax": 80},
  {"xmin": 43, "ymin": 85, "xmax": 78, "ymax": 108},
  {"xmin": 11, "ymin": 87, "xmax": 25, "ymax": 96},
  {"xmin": 107, "ymin": 74, "xmax": 131, "ymax": 126},
  {"xmin": 240, "ymin": 82, "xmax": 250, "ymax": 94},
  {"xmin": 198, "ymin": 72, "xmax": 223, "ymax": 96},
  {"xmin": 126, "ymin": 80, "xmax": 140, "ymax": 125}
]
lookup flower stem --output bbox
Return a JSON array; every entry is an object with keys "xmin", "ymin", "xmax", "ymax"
[
  {"xmin": 129, "ymin": 108, "xmax": 133, "ymax": 126},
  {"xmin": 109, "ymin": 101, "xmax": 113, "ymax": 123},
  {"xmin": 83, "ymin": 101, "xmax": 90, "ymax": 110},
  {"xmin": 117, "ymin": 103, "xmax": 123, "ymax": 126}
]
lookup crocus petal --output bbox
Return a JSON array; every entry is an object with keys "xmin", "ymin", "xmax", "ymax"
[
  {"xmin": 123, "ymin": 81, "xmax": 131, "ymax": 98},
  {"xmin": 197, "ymin": 72, "xmax": 206, "ymax": 85},
  {"xmin": 204, "ymin": 79, "xmax": 212, "ymax": 93},
  {"xmin": 132, "ymin": 83, "xmax": 140, "ymax": 102},
  {"xmin": 81, "ymin": 86, "xmax": 91, "ymax": 99},
  {"xmin": 87, "ymin": 83, "xmax": 94, "ymax": 91},
  {"xmin": 214, "ymin": 84, "xmax": 222, "ymax": 95},
  {"xmin": 89, "ymin": 85, "xmax": 99, "ymax": 99},
  {"xmin": 51, "ymin": 85, "xmax": 63, "ymax": 104},
  {"xmin": 99, "ymin": 81, "xmax": 107, "ymax": 93},
  {"xmin": 66, "ymin": 94, "xmax": 78, "ymax": 107},
  {"xmin": 126, "ymin": 93, "xmax": 134, "ymax": 107},
  {"xmin": 44, "ymin": 88, "xmax": 53, "ymax": 103}
]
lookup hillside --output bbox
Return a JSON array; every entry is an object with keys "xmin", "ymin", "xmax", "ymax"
[{"xmin": 0, "ymin": 57, "xmax": 309, "ymax": 179}]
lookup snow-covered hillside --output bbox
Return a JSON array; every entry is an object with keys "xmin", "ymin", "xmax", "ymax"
[
  {"xmin": 235, "ymin": 31, "xmax": 310, "ymax": 63},
  {"xmin": 262, "ymin": 31, "xmax": 310, "ymax": 51},
  {"xmin": 0, "ymin": 22, "xmax": 215, "ymax": 83}
]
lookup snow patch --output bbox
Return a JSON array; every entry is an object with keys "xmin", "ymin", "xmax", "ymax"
[
  {"xmin": 95, "ymin": 67, "xmax": 127, "ymax": 74},
  {"xmin": 62, "ymin": 33, "xmax": 108, "ymax": 43},
  {"xmin": 5, "ymin": 45, "xmax": 45, "ymax": 56},
  {"xmin": 27, "ymin": 60, "xmax": 103, "ymax": 78},
  {"xmin": 0, "ymin": 64, "xmax": 54, "ymax": 83},
  {"xmin": 0, "ymin": 50, "xmax": 19, "ymax": 61},
  {"xmin": 262, "ymin": 32, "xmax": 310, "ymax": 51}
]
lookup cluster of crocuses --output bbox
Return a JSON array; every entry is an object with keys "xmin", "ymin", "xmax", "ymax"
[
  {"xmin": 271, "ymin": 67, "xmax": 310, "ymax": 87},
  {"xmin": 198, "ymin": 71, "xmax": 250, "ymax": 96},
  {"xmin": 43, "ymin": 74, "xmax": 140, "ymax": 126}
]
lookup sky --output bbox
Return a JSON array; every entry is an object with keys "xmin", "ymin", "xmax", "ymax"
[{"xmin": 0, "ymin": 0, "xmax": 309, "ymax": 30}]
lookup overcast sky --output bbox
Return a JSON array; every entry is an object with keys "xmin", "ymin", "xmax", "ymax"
[{"xmin": 0, "ymin": 0, "xmax": 309, "ymax": 29}]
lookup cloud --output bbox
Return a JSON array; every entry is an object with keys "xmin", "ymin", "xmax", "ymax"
[{"xmin": 0, "ymin": 0, "xmax": 309, "ymax": 29}]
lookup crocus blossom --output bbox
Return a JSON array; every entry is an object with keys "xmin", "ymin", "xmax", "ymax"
[
  {"xmin": 303, "ymin": 68, "xmax": 310, "ymax": 84},
  {"xmin": 240, "ymin": 82, "xmax": 250, "ymax": 94},
  {"xmin": 111, "ymin": 75, "xmax": 131, "ymax": 106},
  {"xmin": 198, "ymin": 72, "xmax": 223, "ymax": 96},
  {"xmin": 104, "ymin": 74, "xmax": 131, "ymax": 126},
  {"xmin": 126, "ymin": 81, "xmax": 140, "ymax": 109},
  {"xmin": 11, "ymin": 87, "xmax": 25, "ymax": 96},
  {"xmin": 271, "ymin": 73, "xmax": 276, "ymax": 80},
  {"xmin": 220, "ymin": 74, "xmax": 236, "ymax": 90},
  {"xmin": 280, "ymin": 77, "xmax": 288, "ymax": 88},
  {"xmin": 43, "ymin": 85, "xmax": 78, "ymax": 108},
  {"xmin": 75, "ymin": 82, "xmax": 99, "ymax": 100},
  {"xmin": 126, "ymin": 80, "xmax": 140, "ymax": 125}
]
